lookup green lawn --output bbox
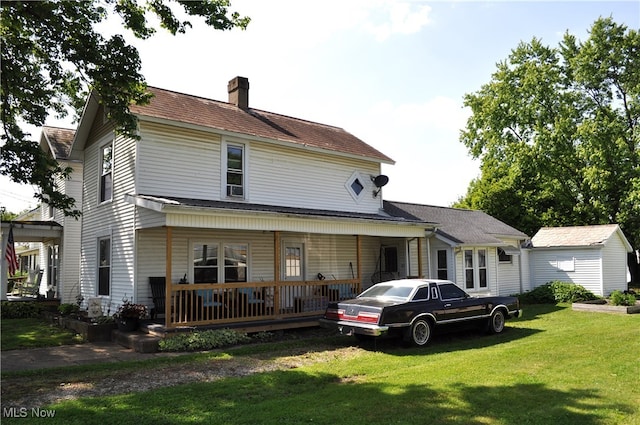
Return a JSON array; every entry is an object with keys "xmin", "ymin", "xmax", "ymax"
[
  {"xmin": 1, "ymin": 318, "xmax": 83, "ymax": 350},
  {"xmin": 3, "ymin": 305, "xmax": 639, "ymax": 424}
]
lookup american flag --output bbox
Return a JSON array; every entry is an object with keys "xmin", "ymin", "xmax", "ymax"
[{"xmin": 5, "ymin": 227, "xmax": 19, "ymax": 276}]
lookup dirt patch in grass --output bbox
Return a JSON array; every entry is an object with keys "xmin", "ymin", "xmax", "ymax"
[{"xmin": 1, "ymin": 330, "xmax": 363, "ymax": 409}]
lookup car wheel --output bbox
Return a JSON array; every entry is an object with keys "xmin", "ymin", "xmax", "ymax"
[
  {"xmin": 410, "ymin": 319, "xmax": 432, "ymax": 346},
  {"xmin": 488, "ymin": 310, "xmax": 505, "ymax": 334}
]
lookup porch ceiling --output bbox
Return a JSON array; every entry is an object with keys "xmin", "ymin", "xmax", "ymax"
[{"xmin": 1, "ymin": 221, "xmax": 63, "ymax": 242}]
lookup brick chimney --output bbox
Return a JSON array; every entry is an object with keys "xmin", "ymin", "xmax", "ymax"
[{"xmin": 228, "ymin": 76, "xmax": 249, "ymax": 109}]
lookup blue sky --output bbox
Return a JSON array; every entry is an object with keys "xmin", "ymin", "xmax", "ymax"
[{"xmin": 1, "ymin": 0, "xmax": 638, "ymax": 213}]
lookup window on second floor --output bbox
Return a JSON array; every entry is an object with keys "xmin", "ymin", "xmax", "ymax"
[
  {"xmin": 100, "ymin": 143, "xmax": 113, "ymax": 203},
  {"xmin": 226, "ymin": 144, "xmax": 244, "ymax": 198}
]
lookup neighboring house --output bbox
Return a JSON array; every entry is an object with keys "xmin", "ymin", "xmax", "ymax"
[
  {"xmin": 13, "ymin": 207, "xmax": 41, "ymax": 275},
  {"xmin": 526, "ymin": 224, "xmax": 633, "ymax": 297},
  {"xmin": 68, "ymin": 76, "xmax": 435, "ymax": 328},
  {"xmin": 0, "ymin": 126, "xmax": 82, "ymax": 303},
  {"xmin": 39, "ymin": 126, "xmax": 83, "ymax": 303},
  {"xmin": 384, "ymin": 201, "xmax": 529, "ymax": 296}
]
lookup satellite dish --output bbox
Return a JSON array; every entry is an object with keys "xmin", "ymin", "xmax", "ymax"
[{"xmin": 372, "ymin": 175, "xmax": 389, "ymax": 188}]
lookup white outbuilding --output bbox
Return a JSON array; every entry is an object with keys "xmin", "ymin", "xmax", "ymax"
[{"xmin": 527, "ymin": 224, "xmax": 633, "ymax": 297}]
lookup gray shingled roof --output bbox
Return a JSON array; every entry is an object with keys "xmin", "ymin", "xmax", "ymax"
[
  {"xmin": 137, "ymin": 195, "xmax": 429, "ymax": 224},
  {"xmin": 384, "ymin": 201, "xmax": 528, "ymax": 245},
  {"xmin": 531, "ymin": 224, "xmax": 621, "ymax": 248}
]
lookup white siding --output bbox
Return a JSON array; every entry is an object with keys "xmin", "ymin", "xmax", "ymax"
[
  {"xmin": 137, "ymin": 123, "xmax": 222, "ymax": 200},
  {"xmin": 496, "ymin": 249, "xmax": 521, "ymax": 296},
  {"xmin": 80, "ymin": 131, "xmax": 137, "ymax": 307},
  {"xmin": 529, "ymin": 248, "xmax": 604, "ymax": 295},
  {"xmin": 135, "ymin": 121, "xmax": 383, "ymax": 215},
  {"xmin": 58, "ymin": 162, "xmax": 83, "ymax": 303},
  {"xmin": 249, "ymin": 142, "xmax": 381, "ymax": 214},
  {"xmin": 602, "ymin": 232, "xmax": 630, "ymax": 296}
]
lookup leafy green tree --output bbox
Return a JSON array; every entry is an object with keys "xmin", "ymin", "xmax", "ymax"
[
  {"xmin": 456, "ymin": 18, "xmax": 639, "ymax": 281},
  {"xmin": 1, "ymin": 0, "xmax": 249, "ymax": 217}
]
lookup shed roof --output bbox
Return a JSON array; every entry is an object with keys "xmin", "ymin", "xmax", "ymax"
[
  {"xmin": 384, "ymin": 201, "xmax": 528, "ymax": 245},
  {"xmin": 531, "ymin": 224, "xmax": 632, "ymax": 251}
]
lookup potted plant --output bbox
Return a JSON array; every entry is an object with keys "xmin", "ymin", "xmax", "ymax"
[{"xmin": 112, "ymin": 298, "xmax": 148, "ymax": 331}]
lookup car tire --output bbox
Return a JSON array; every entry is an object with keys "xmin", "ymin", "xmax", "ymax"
[
  {"xmin": 488, "ymin": 310, "xmax": 506, "ymax": 334},
  {"xmin": 409, "ymin": 318, "xmax": 432, "ymax": 346}
]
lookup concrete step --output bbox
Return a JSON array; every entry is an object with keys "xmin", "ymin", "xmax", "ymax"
[{"xmin": 112, "ymin": 330, "xmax": 161, "ymax": 353}]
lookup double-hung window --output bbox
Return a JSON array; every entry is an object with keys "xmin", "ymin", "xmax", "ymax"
[
  {"xmin": 464, "ymin": 248, "xmax": 488, "ymax": 290},
  {"xmin": 100, "ymin": 143, "xmax": 113, "ymax": 203},
  {"xmin": 226, "ymin": 144, "xmax": 244, "ymax": 198},
  {"xmin": 98, "ymin": 238, "xmax": 111, "ymax": 296}
]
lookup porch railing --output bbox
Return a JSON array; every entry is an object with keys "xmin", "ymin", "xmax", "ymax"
[{"xmin": 166, "ymin": 279, "xmax": 360, "ymax": 328}]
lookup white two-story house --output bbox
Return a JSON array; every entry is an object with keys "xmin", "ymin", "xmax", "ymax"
[{"xmin": 69, "ymin": 77, "xmax": 434, "ymax": 328}]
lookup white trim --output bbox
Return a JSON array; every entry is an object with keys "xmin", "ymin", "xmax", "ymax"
[
  {"xmin": 221, "ymin": 138, "xmax": 249, "ymax": 201},
  {"xmin": 189, "ymin": 240, "xmax": 250, "ymax": 284},
  {"xmin": 97, "ymin": 235, "xmax": 112, "ymax": 297},
  {"xmin": 282, "ymin": 240, "xmax": 305, "ymax": 281},
  {"xmin": 345, "ymin": 171, "xmax": 368, "ymax": 203},
  {"xmin": 97, "ymin": 134, "xmax": 114, "ymax": 205}
]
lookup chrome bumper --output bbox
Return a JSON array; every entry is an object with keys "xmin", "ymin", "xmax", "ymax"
[{"xmin": 319, "ymin": 319, "xmax": 389, "ymax": 337}]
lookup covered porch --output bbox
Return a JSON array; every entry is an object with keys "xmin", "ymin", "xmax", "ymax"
[
  {"xmin": 128, "ymin": 195, "xmax": 433, "ymax": 330},
  {"xmin": 1, "ymin": 221, "xmax": 63, "ymax": 301}
]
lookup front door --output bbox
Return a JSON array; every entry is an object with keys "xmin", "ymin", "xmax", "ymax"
[{"xmin": 281, "ymin": 242, "xmax": 305, "ymax": 309}]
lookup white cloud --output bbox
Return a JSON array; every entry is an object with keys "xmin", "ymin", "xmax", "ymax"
[{"xmin": 362, "ymin": 2, "xmax": 432, "ymax": 41}]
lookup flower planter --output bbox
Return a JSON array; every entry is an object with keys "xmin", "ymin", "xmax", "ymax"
[
  {"xmin": 115, "ymin": 318, "xmax": 139, "ymax": 332},
  {"xmin": 58, "ymin": 316, "xmax": 117, "ymax": 341}
]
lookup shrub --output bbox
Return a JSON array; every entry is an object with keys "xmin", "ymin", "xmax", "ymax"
[
  {"xmin": 58, "ymin": 303, "xmax": 80, "ymax": 316},
  {"xmin": 548, "ymin": 281, "xmax": 599, "ymax": 303},
  {"xmin": 159, "ymin": 329, "xmax": 251, "ymax": 352},
  {"xmin": 0, "ymin": 301, "xmax": 43, "ymax": 319},
  {"xmin": 518, "ymin": 281, "xmax": 599, "ymax": 304},
  {"xmin": 609, "ymin": 290, "xmax": 637, "ymax": 306}
]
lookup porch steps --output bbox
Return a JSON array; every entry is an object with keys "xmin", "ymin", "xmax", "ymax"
[
  {"xmin": 112, "ymin": 329, "xmax": 161, "ymax": 353},
  {"xmin": 138, "ymin": 317, "xmax": 321, "ymax": 338}
]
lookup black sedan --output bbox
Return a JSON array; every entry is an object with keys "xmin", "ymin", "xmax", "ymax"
[{"xmin": 319, "ymin": 279, "xmax": 521, "ymax": 346}]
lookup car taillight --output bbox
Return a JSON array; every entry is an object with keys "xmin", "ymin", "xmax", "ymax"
[
  {"xmin": 356, "ymin": 311, "xmax": 380, "ymax": 324},
  {"xmin": 326, "ymin": 308, "xmax": 380, "ymax": 324},
  {"xmin": 324, "ymin": 308, "xmax": 343, "ymax": 320}
]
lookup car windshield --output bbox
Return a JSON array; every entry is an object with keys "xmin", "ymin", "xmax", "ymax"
[{"xmin": 358, "ymin": 284, "xmax": 414, "ymax": 300}]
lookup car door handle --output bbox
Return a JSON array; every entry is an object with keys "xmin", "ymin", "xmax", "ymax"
[{"xmin": 444, "ymin": 303, "xmax": 452, "ymax": 308}]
